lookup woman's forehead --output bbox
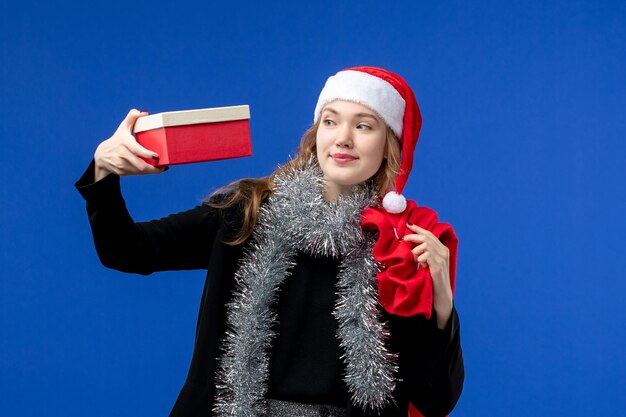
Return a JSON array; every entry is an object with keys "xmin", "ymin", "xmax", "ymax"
[{"xmin": 321, "ymin": 100, "xmax": 383, "ymax": 121}]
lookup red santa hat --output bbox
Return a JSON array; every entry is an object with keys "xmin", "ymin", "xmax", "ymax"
[{"xmin": 314, "ymin": 66, "xmax": 422, "ymax": 213}]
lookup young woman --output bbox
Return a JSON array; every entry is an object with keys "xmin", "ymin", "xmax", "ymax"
[{"xmin": 76, "ymin": 66, "xmax": 464, "ymax": 417}]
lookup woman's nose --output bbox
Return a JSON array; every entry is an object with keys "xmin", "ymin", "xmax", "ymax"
[{"xmin": 334, "ymin": 125, "xmax": 353, "ymax": 148}]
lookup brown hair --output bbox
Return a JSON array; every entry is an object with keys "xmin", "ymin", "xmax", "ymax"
[{"xmin": 206, "ymin": 119, "xmax": 401, "ymax": 245}]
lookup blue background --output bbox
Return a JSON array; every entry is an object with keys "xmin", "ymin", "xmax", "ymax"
[{"xmin": 1, "ymin": 1, "xmax": 625, "ymax": 415}]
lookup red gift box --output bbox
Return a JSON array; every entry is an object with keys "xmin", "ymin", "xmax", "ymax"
[{"xmin": 133, "ymin": 105, "xmax": 252, "ymax": 166}]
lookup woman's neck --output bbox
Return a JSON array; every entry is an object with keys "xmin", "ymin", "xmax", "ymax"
[{"xmin": 323, "ymin": 181, "xmax": 354, "ymax": 203}]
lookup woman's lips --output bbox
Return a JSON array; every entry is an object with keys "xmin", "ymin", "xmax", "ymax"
[{"xmin": 331, "ymin": 153, "xmax": 358, "ymax": 163}]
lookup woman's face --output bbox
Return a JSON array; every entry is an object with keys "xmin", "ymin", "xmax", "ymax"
[{"xmin": 316, "ymin": 100, "xmax": 387, "ymax": 200}]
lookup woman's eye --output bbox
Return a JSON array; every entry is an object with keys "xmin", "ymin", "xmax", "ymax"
[
  {"xmin": 324, "ymin": 119, "xmax": 335, "ymax": 126},
  {"xmin": 357, "ymin": 124, "xmax": 371, "ymax": 130}
]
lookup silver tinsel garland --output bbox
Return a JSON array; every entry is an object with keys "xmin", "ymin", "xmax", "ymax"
[{"xmin": 213, "ymin": 159, "xmax": 398, "ymax": 416}]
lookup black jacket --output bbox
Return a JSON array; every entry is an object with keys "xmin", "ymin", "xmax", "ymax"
[{"xmin": 76, "ymin": 161, "xmax": 464, "ymax": 417}]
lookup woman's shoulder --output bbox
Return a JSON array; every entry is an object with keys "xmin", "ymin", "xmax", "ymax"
[{"xmin": 202, "ymin": 190, "xmax": 247, "ymax": 221}]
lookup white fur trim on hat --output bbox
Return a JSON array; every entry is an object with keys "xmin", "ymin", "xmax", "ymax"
[{"xmin": 314, "ymin": 70, "xmax": 406, "ymax": 138}]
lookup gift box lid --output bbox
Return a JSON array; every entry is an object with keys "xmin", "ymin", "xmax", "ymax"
[{"xmin": 133, "ymin": 105, "xmax": 250, "ymax": 133}]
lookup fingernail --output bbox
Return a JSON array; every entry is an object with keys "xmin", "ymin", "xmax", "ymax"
[
  {"xmin": 152, "ymin": 155, "xmax": 159, "ymax": 161},
  {"xmin": 139, "ymin": 110, "xmax": 148, "ymax": 113}
]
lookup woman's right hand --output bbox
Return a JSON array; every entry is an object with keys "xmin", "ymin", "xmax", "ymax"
[{"xmin": 94, "ymin": 109, "xmax": 167, "ymax": 182}]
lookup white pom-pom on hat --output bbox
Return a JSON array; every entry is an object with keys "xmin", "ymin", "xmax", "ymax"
[{"xmin": 382, "ymin": 191, "xmax": 407, "ymax": 214}]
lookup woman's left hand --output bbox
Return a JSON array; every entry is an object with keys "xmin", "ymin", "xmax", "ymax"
[{"xmin": 403, "ymin": 223, "xmax": 453, "ymax": 330}]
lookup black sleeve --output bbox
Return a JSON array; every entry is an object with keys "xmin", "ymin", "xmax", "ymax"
[
  {"xmin": 389, "ymin": 305, "xmax": 464, "ymax": 417},
  {"xmin": 75, "ymin": 160, "xmax": 226, "ymax": 275}
]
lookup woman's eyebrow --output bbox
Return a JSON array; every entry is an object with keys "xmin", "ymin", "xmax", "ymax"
[{"xmin": 355, "ymin": 113, "xmax": 379, "ymax": 121}]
